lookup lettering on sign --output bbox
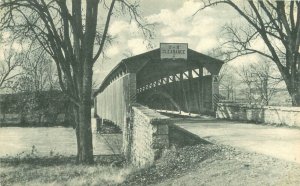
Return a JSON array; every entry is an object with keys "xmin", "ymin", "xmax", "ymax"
[{"xmin": 160, "ymin": 43, "xmax": 188, "ymax": 60}]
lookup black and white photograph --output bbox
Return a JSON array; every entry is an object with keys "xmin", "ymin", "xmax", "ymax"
[{"xmin": 0, "ymin": 0, "xmax": 300, "ymax": 185}]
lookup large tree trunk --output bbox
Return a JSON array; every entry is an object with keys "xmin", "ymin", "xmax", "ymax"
[
  {"xmin": 77, "ymin": 101, "xmax": 93, "ymax": 164},
  {"xmin": 76, "ymin": 63, "xmax": 94, "ymax": 164},
  {"xmin": 285, "ymin": 74, "xmax": 300, "ymax": 106},
  {"xmin": 292, "ymin": 92, "xmax": 300, "ymax": 106},
  {"xmin": 72, "ymin": 106, "xmax": 81, "ymax": 163},
  {"xmin": 289, "ymin": 85, "xmax": 300, "ymax": 107}
]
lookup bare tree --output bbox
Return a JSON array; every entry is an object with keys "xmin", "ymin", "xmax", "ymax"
[
  {"xmin": 196, "ymin": 1, "xmax": 300, "ymax": 106},
  {"xmin": 236, "ymin": 65, "xmax": 256, "ymax": 104},
  {"xmin": 0, "ymin": 0, "xmax": 151, "ymax": 164},
  {"xmin": 218, "ymin": 63, "xmax": 239, "ymax": 101},
  {"xmin": 236, "ymin": 61, "xmax": 283, "ymax": 105},
  {"xmin": 0, "ymin": 48, "xmax": 23, "ymax": 91},
  {"xmin": 249, "ymin": 62, "xmax": 283, "ymax": 105},
  {"xmin": 13, "ymin": 48, "xmax": 59, "ymax": 92}
]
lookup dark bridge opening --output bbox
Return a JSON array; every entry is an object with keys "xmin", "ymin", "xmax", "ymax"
[
  {"xmin": 137, "ymin": 73, "xmax": 216, "ymax": 115},
  {"xmin": 134, "ymin": 47, "xmax": 223, "ymax": 115},
  {"xmin": 140, "ymin": 90, "xmax": 182, "ymax": 112}
]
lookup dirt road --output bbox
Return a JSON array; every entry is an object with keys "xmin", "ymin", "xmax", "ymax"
[{"xmin": 174, "ymin": 118, "xmax": 300, "ymax": 164}]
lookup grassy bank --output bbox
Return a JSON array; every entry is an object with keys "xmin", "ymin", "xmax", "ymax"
[
  {"xmin": 1, "ymin": 143, "xmax": 300, "ymax": 186},
  {"xmin": 0, "ymin": 143, "xmax": 218, "ymax": 186},
  {"xmin": 0, "ymin": 155, "xmax": 129, "ymax": 186}
]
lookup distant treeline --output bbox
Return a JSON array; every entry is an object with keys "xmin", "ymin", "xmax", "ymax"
[{"xmin": 0, "ymin": 90, "xmax": 73, "ymax": 127}]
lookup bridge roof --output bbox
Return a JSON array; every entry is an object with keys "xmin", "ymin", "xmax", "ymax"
[{"xmin": 95, "ymin": 47, "xmax": 223, "ymax": 95}]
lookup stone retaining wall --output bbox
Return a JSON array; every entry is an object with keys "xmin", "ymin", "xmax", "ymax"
[
  {"xmin": 216, "ymin": 103, "xmax": 300, "ymax": 127},
  {"xmin": 125, "ymin": 104, "xmax": 170, "ymax": 167}
]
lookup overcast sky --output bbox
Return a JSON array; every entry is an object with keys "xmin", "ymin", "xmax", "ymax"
[
  {"xmin": 1, "ymin": 0, "xmax": 240, "ymax": 91},
  {"xmin": 93, "ymin": 0, "xmax": 245, "ymax": 85},
  {"xmin": 0, "ymin": 0, "xmax": 267, "ymax": 88}
]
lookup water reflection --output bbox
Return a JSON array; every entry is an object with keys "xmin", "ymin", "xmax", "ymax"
[{"xmin": 0, "ymin": 127, "xmax": 122, "ymax": 157}]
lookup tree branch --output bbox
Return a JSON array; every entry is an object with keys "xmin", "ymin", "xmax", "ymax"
[{"xmin": 93, "ymin": 0, "xmax": 115, "ymax": 63}]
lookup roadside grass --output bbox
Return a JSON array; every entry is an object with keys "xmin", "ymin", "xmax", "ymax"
[
  {"xmin": 0, "ymin": 150, "xmax": 131, "ymax": 186},
  {"xmin": 3, "ymin": 165, "xmax": 133, "ymax": 186},
  {"xmin": 3, "ymin": 142, "xmax": 299, "ymax": 186},
  {"xmin": 0, "ymin": 144, "xmax": 218, "ymax": 186},
  {"xmin": 1, "ymin": 163, "xmax": 132, "ymax": 186}
]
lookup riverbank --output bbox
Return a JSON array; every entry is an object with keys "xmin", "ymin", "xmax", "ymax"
[
  {"xmin": 0, "ymin": 127, "xmax": 122, "ymax": 157},
  {"xmin": 1, "ymin": 143, "xmax": 300, "ymax": 186},
  {"xmin": 0, "ymin": 155, "xmax": 127, "ymax": 186},
  {"xmin": 0, "ymin": 91, "xmax": 72, "ymax": 127}
]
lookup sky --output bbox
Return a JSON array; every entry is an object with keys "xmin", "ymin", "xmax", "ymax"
[
  {"xmin": 93, "ymin": 0, "xmax": 245, "ymax": 85},
  {"xmin": 0, "ymin": 0, "xmax": 273, "ymax": 89}
]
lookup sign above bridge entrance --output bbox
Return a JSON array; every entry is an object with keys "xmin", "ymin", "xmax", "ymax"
[{"xmin": 160, "ymin": 43, "xmax": 188, "ymax": 60}]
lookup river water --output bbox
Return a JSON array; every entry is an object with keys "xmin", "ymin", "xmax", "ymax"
[{"xmin": 0, "ymin": 127, "xmax": 122, "ymax": 157}]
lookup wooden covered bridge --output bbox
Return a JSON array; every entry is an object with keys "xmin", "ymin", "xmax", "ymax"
[{"xmin": 93, "ymin": 43, "xmax": 223, "ymax": 166}]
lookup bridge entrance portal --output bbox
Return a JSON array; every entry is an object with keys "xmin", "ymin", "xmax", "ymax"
[{"xmin": 94, "ymin": 43, "xmax": 223, "ymax": 129}]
